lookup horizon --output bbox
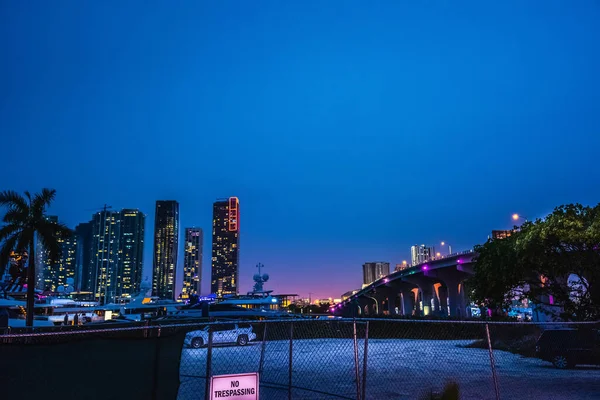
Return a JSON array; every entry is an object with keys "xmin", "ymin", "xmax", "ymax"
[{"xmin": 2, "ymin": 1, "xmax": 600, "ymax": 300}]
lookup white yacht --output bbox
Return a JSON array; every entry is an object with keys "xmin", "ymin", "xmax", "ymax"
[
  {"xmin": 118, "ymin": 294, "xmax": 181, "ymax": 321},
  {"xmin": 171, "ymin": 265, "xmax": 291, "ymax": 319},
  {"xmin": 0, "ymin": 298, "xmax": 54, "ymax": 328}
]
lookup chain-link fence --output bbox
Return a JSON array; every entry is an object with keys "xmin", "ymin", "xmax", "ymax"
[{"xmin": 1, "ymin": 319, "xmax": 599, "ymax": 399}]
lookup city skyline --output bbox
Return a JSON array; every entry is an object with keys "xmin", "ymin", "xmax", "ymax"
[
  {"xmin": 26, "ymin": 193, "xmax": 561, "ymax": 300},
  {"xmin": 3, "ymin": 2, "xmax": 600, "ymax": 301}
]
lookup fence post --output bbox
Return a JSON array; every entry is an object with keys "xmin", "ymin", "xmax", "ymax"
[
  {"xmin": 353, "ymin": 319, "xmax": 362, "ymax": 400},
  {"xmin": 259, "ymin": 322, "xmax": 268, "ymax": 375},
  {"xmin": 205, "ymin": 326, "xmax": 214, "ymax": 400},
  {"xmin": 361, "ymin": 321, "xmax": 369, "ymax": 400},
  {"xmin": 151, "ymin": 325, "xmax": 161, "ymax": 400},
  {"xmin": 288, "ymin": 322, "xmax": 294, "ymax": 400},
  {"xmin": 485, "ymin": 323, "xmax": 500, "ymax": 400}
]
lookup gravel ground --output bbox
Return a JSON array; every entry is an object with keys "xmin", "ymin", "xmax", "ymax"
[{"xmin": 178, "ymin": 338, "xmax": 600, "ymax": 399}]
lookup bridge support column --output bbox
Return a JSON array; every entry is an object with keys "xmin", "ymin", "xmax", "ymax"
[
  {"xmin": 373, "ymin": 294, "xmax": 386, "ymax": 316},
  {"xmin": 438, "ymin": 285, "xmax": 449, "ymax": 317},
  {"xmin": 460, "ymin": 283, "xmax": 472, "ymax": 317},
  {"xmin": 364, "ymin": 296, "xmax": 379, "ymax": 316},
  {"xmin": 357, "ymin": 297, "xmax": 374, "ymax": 316},
  {"xmin": 403, "ymin": 276, "xmax": 440, "ymax": 317},
  {"xmin": 413, "ymin": 289, "xmax": 421, "ymax": 316},
  {"xmin": 432, "ymin": 283, "xmax": 441, "ymax": 315},
  {"xmin": 401, "ymin": 290, "xmax": 414, "ymax": 316},
  {"xmin": 342, "ymin": 300, "xmax": 361, "ymax": 318},
  {"xmin": 387, "ymin": 295, "xmax": 397, "ymax": 316},
  {"xmin": 447, "ymin": 280, "xmax": 465, "ymax": 318},
  {"xmin": 420, "ymin": 286, "xmax": 434, "ymax": 316},
  {"xmin": 424, "ymin": 267, "xmax": 473, "ymax": 318},
  {"xmin": 374, "ymin": 286, "xmax": 400, "ymax": 316}
]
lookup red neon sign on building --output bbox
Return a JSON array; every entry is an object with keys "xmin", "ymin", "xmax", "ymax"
[{"xmin": 228, "ymin": 197, "xmax": 239, "ymax": 232}]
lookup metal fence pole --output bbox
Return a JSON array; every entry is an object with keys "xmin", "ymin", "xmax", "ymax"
[
  {"xmin": 361, "ymin": 321, "xmax": 369, "ymax": 400},
  {"xmin": 485, "ymin": 323, "xmax": 501, "ymax": 400},
  {"xmin": 258, "ymin": 322, "xmax": 268, "ymax": 375},
  {"xmin": 204, "ymin": 327, "xmax": 214, "ymax": 400},
  {"xmin": 151, "ymin": 325, "xmax": 161, "ymax": 400},
  {"xmin": 288, "ymin": 322, "xmax": 294, "ymax": 400},
  {"xmin": 353, "ymin": 319, "xmax": 362, "ymax": 400}
]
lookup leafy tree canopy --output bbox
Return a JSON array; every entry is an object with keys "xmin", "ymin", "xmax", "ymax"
[{"xmin": 470, "ymin": 204, "xmax": 600, "ymax": 321}]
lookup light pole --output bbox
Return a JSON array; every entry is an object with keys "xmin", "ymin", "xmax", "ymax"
[
  {"xmin": 512, "ymin": 213, "xmax": 528, "ymax": 223},
  {"xmin": 441, "ymin": 241, "xmax": 452, "ymax": 255}
]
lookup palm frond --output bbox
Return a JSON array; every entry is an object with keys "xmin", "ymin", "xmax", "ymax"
[
  {"xmin": 0, "ymin": 231, "xmax": 20, "ymax": 278},
  {"xmin": 36, "ymin": 219, "xmax": 65, "ymax": 263},
  {"xmin": 54, "ymin": 222, "xmax": 74, "ymax": 238},
  {"xmin": 31, "ymin": 188, "xmax": 57, "ymax": 220},
  {"xmin": 0, "ymin": 224, "xmax": 21, "ymax": 242},
  {"xmin": 0, "ymin": 190, "xmax": 28, "ymax": 211},
  {"xmin": 2, "ymin": 207, "xmax": 28, "ymax": 225}
]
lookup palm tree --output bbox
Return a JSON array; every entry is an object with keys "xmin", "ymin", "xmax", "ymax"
[{"xmin": 0, "ymin": 189, "xmax": 71, "ymax": 327}]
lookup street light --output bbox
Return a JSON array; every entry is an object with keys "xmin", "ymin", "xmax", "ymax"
[
  {"xmin": 440, "ymin": 241, "xmax": 452, "ymax": 255},
  {"xmin": 512, "ymin": 213, "xmax": 528, "ymax": 222}
]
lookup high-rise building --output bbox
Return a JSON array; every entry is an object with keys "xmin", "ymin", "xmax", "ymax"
[
  {"xmin": 152, "ymin": 200, "xmax": 179, "ymax": 299},
  {"xmin": 181, "ymin": 228, "xmax": 203, "ymax": 299},
  {"xmin": 411, "ymin": 244, "xmax": 432, "ymax": 266},
  {"xmin": 78, "ymin": 209, "xmax": 145, "ymax": 302},
  {"xmin": 90, "ymin": 210, "xmax": 121, "ymax": 303},
  {"xmin": 74, "ymin": 222, "xmax": 93, "ymax": 292},
  {"xmin": 362, "ymin": 262, "xmax": 390, "ymax": 287},
  {"xmin": 211, "ymin": 197, "xmax": 240, "ymax": 297},
  {"xmin": 36, "ymin": 215, "xmax": 58, "ymax": 289},
  {"xmin": 38, "ymin": 216, "xmax": 78, "ymax": 292},
  {"xmin": 395, "ymin": 261, "xmax": 409, "ymax": 271},
  {"xmin": 118, "ymin": 209, "xmax": 145, "ymax": 297}
]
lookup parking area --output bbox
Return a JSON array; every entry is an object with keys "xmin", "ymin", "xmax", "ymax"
[{"xmin": 178, "ymin": 338, "xmax": 600, "ymax": 399}]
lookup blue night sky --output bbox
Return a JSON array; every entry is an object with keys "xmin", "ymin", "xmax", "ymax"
[{"xmin": 1, "ymin": 2, "xmax": 599, "ymax": 300}]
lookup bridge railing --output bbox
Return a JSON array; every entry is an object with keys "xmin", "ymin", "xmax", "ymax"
[{"xmin": 1, "ymin": 318, "xmax": 598, "ymax": 400}]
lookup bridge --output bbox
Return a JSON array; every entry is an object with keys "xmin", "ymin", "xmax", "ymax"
[{"xmin": 334, "ymin": 251, "xmax": 477, "ymax": 318}]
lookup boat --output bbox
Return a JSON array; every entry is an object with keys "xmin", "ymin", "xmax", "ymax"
[
  {"xmin": 118, "ymin": 294, "xmax": 181, "ymax": 321},
  {"xmin": 0, "ymin": 298, "xmax": 54, "ymax": 328},
  {"xmin": 168, "ymin": 264, "xmax": 293, "ymax": 320}
]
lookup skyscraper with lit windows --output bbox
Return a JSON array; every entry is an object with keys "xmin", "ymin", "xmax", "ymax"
[
  {"xmin": 90, "ymin": 210, "xmax": 120, "ymax": 303},
  {"xmin": 211, "ymin": 197, "xmax": 239, "ymax": 297},
  {"xmin": 152, "ymin": 200, "xmax": 179, "ymax": 299},
  {"xmin": 362, "ymin": 262, "xmax": 390, "ymax": 287},
  {"xmin": 181, "ymin": 228, "xmax": 202, "ymax": 299},
  {"xmin": 75, "ymin": 221, "xmax": 93, "ymax": 292},
  {"xmin": 77, "ymin": 209, "xmax": 145, "ymax": 302},
  {"xmin": 118, "ymin": 209, "xmax": 145, "ymax": 297},
  {"xmin": 39, "ymin": 216, "xmax": 78, "ymax": 292},
  {"xmin": 411, "ymin": 244, "xmax": 433, "ymax": 266}
]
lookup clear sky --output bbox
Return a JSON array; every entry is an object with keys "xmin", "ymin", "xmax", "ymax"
[{"xmin": 1, "ymin": 1, "xmax": 600, "ymax": 300}]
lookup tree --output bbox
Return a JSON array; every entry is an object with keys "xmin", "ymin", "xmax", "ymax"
[
  {"xmin": 515, "ymin": 204, "xmax": 600, "ymax": 320},
  {"xmin": 0, "ymin": 189, "xmax": 71, "ymax": 327},
  {"xmin": 470, "ymin": 233, "xmax": 524, "ymax": 316},
  {"xmin": 469, "ymin": 203, "xmax": 600, "ymax": 321}
]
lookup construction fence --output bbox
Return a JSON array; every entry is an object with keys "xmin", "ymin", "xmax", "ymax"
[{"xmin": 1, "ymin": 319, "xmax": 599, "ymax": 400}]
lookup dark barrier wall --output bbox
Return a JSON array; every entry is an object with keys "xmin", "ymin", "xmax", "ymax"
[{"xmin": 0, "ymin": 331, "xmax": 185, "ymax": 400}]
